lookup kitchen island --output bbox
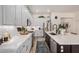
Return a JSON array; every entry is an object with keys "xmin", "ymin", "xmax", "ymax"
[
  {"xmin": 45, "ymin": 31, "xmax": 79, "ymax": 53},
  {"xmin": 0, "ymin": 33, "xmax": 33, "ymax": 53}
]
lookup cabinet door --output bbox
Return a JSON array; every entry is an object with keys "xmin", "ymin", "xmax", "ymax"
[
  {"xmin": 17, "ymin": 42, "xmax": 26, "ymax": 53},
  {"xmin": 3, "ymin": 5, "xmax": 16, "ymax": 25},
  {"xmin": 45, "ymin": 33, "xmax": 50, "ymax": 49},
  {"xmin": 26, "ymin": 35, "xmax": 32, "ymax": 53},
  {"xmin": 15, "ymin": 5, "xmax": 22, "ymax": 26},
  {"xmin": 72, "ymin": 45, "xmax": 79, "ymax": 53},
  {"xmin": 17, "ymin": 44, "xmax": 24, "ymax": 53},
  {"xmin": 0, "ymin": 6, "xmax": 2, "ymax": 25},
  {"xmin": 50, "ymin": 39, "xmax": 57, "ymax": 53},
  {"xmin": 21, "ymin": 44, "xmax": 26, "ymax": 53},
  {"xmin": 57, "ymin": 45, "xmax": 71, "ymax": 53},
  {"xmin": 21, "ymin": 6, "xmax": 28, "ymax": 26}
]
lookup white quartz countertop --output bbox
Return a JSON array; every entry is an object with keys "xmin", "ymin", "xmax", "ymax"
[
  {"xmin": 45, "ymin": 31, "xmax": 79, "ymax": 45},
  {"xmin": 0, "ymin": 33, "xmax": 32, "ymax": 53}
]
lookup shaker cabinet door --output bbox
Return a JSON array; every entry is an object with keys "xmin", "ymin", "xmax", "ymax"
[
  {"xmin": 0, "ymin": 6, "xmax": 2, "ymax": 25},
  {"xmin": 50, "ymin": 39, "xmax": 57, "ymax": 53},
  {"xmin": 15, "ymin": 5, "xmax": 29, "ymax": 26},
  {"xmin": 15, "ymin": 5, "xmax": 22, "ymax": 26},
  {"xmin": 3, "ymin": 5, "xmax": 16, "ymax": 25},
  {"xmin": 21, "ymin": 6, "xmax": 28, "ymax": 26}
]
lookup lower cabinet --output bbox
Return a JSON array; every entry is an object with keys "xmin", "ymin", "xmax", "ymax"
[
  {"xmin": 50, "ymin": 39, "xmax": 72, "ymax": 53},
  {"xmin": 50, "ymin": 38, "xmax": 79, "ymax": 53},
  {"xmin": 57, "ymin": 45, "xmax": 71, "ymax": 53},
  {"xmin": 50, "ymin": 39, "xmax": 57, "ymax": 53},
  {"xmin": 45, "ymin": 33, "xmax": 79, "ymax": 53},
  {"xmin": 71, "ymin": 45, "xmax": 79, "ymax": 53},
  {"xmin": 26, "ymin": 36, "xmax": 32, "ymax": 53},
  {"xmin": 17, "ymin": 43, "xmax": 26, "ymax": 53},
  {"xmin": 17, "ymin": 34, "xmax": 32, "ymax": 53},
  {"xmin": 45, "ymin": 33, "xmax": 51, "ymax": 50},
  {"xmin": 44, "ymin": 34, "xmax": 71, "ymax": 53},
  {"xmin": 20, "ymin": 43, "xmax": 27, "ymax": 53}
]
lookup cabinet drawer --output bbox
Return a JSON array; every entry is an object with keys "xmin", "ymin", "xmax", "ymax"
[
  {"xmin": 72, "ymin": 45, "xmax": 79, "ymax": 53},
  {"xmin": 57, "ymin": 45, "xmax": 71, "ymax": 53}
]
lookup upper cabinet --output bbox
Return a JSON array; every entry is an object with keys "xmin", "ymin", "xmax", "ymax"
[
  {"xmin": 21, "ymin": 6, "xmax": 28, "ymax": 26},
  {"xmin": 0, "ymin": 6, "xmax": 2, "ymax": 25},
  {"xmin": 15, "ymin": 5, "xmax": 33, "ymax": 26},
  {"xmin": 3, "ymin": 5, "xmax": 16, "ymax": 25},
  {"xmin": 0, "ymin": 5, "xmax": 33, "ymax": 26},
  {"xmin": 15, "ymin": 5, "xmax": 22, "ymax": 26},
  {"xmin": 21, "ymin": 6, "xmax": 33, "ymax": 26}
]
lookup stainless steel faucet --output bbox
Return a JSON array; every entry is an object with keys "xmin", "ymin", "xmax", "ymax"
[
  {"xmin": 52, "ymin": 24, "xmax": 57, "ymax": 30},
  {"xmin": 52, "ymin": 24, "xmax": 58, "ymax": 33}
]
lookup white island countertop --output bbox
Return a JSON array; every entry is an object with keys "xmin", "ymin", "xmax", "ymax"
[
  {"xmin": 0, "ymin": 33, "xmax": 32, "ymax": 53},
  {"xmin": 45, "ymin": 31, "xmax": 79, "ymax": 45}
]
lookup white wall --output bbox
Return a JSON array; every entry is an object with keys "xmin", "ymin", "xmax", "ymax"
[
  {"xmin": 51, "ymin": 12, "xmax": 76, "ymax": 32},
  {"xmin": 74, "ymin": 12, "xmax": 79, "ymax": 34},
  {"xmin": 51, "ymin": 12, "xmax": 75, "ymax": 24},
  {"xmin": 32, "ymin": 14, "xmax": 50, "ymax": 27},
  {"xmin": 32, "ymin": 14, "xmax": 50, "ymax": 37}
]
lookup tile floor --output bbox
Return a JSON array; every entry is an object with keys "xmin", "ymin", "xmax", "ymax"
[
  {"xmin": 36, "ymin": 41, "xmax": 50, "ymax": 53},
  {"xmin": 30, "ymin": 37, "xmax": 50, "ymax": 53}
]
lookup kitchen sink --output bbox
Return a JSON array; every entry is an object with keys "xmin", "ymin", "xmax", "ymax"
[{"xmin": 49, "ymin": 32, "xmax": 56, "ymax": 35}]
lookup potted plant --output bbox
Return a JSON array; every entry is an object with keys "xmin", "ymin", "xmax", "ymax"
[{"xmin": 20, "ymin": 26, "xmax": 28, "ymax": 35}]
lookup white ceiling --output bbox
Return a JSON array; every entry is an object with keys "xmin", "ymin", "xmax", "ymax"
[{"xmin": 28, "ymin": 5, "xmax": 79, "ymax": 14}]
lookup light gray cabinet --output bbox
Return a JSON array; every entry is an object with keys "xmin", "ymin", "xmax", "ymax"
[
  {"xmin": 0, "ymin": 6, "xmax": 2, "ymax": 25},
  {"xmin": 0, "ymin": 5, "xmax": 32, "ymax": 26},
  {"xmin": 15, "ymin": 5, "xmax": 30, "ymax": 26},
  {"xmin": 50, "ymin": 38, "xmax": 57, "ymax": 53},
  {"xmin": 3, "ymin": 5, "xmax": 16, "ymax": 25},
  {"xmin": 17, "ymin": 34, "xmax": 32, "ymax": 53},
  {"xmin": 21, "ymin": 6, "xmax": 28, "ymax": 26},
  {"xmin": 15, "ymin": 5, "xmax": 22, "ymax": 26}
]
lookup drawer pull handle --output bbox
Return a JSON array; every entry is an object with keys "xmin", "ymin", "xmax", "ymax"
[
  {"xmin": 61, "ymin": 46, "xmax": 63, "ymax": 49},
  {"xmin": 61, "ymin": 50, "xmax": 64, "ymax": 52}
]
